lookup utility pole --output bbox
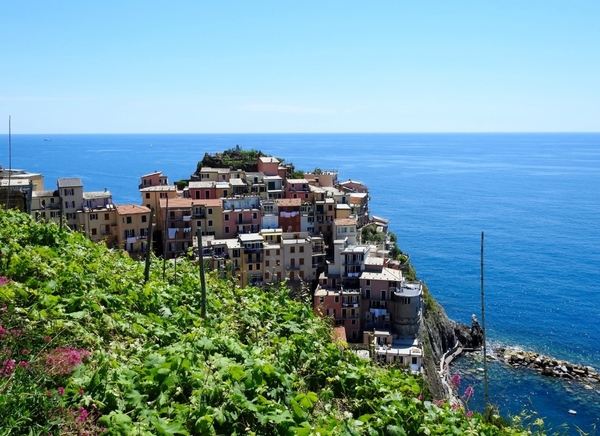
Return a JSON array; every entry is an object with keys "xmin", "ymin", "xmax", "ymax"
[
  {"xmin": 197, "ymin": 229, "xmax": 207, "ymax": 318},
  {"xmin": 144, "ymin": 208, "xmax": 154, "ymax": 283},
  {"xmin": 481, "ymin": 231, "xmax": 489, "ymax": 411}
]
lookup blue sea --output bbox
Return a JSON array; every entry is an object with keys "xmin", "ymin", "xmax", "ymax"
[{"xmin": 5, "ymin": 133, "xmax": 600, "ymax": 434}]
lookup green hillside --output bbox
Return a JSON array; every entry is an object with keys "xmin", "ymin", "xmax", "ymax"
[{"xmin": 0, "ymin": 209, "xmax": 535, "ymax": 435}]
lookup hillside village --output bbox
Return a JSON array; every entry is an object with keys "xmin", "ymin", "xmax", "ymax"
[{"xmin": 1, "ymin": 151, "xmax": 424, "ymax": 371}]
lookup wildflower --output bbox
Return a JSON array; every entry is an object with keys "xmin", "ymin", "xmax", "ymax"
[
  {"xmin": 435, "ymin": 400, "xmax": 445, "ymax": 407},
  {"xmin": 462, "ymin": 386, "xmax": 474, "ymax": 400},
  {"xmin": 78, "ymin": 388, "xmax": 85, "ymax": 395},
  {"xmin": 451, "ymin": 403, "xmax": 461, "ymax": 411},
  {"xmin": 44, "ymin": 335, "xmax": 52, "ymax": 343},
  {"xmin": 450, "ymin": 373, "xmax": 461, "ymax": 389},
  {"xmin": 22, "ymin": 349, "xmax": 30, "ymax": 355},
  {"xmin": 57, "ymin": 386, "xmax": 65, "ymax": 396},
  {"xmin": 43, "ymin": 347, "xmax": 91, "ymax": 376},
  {"xmin": 0, "ymin": 325, "xmax": 6, "ymax": 338},
  {"xmin": 18, "ymin": 361, "xmax": 29, "ymax": 369},
  {"xmin": 77, "ymin": 406, "xmax": 89, "ymax": 422},
  {"xmin": 10, "ymin": 329, "xmax": 23, "ymax": 338},
  {"xmin": 0, "ymin": 276, "xmax": 9, "ymax": 286},
  {"xmin": 46, "ymin": 391, "xmax": 53, "ymax": 396},
  {"xmin": 0, "ymin": 359, "xmax": 16, "ymax": 378},
  {"xmin": 465, "ymin": 410, "xmax": 474, "ymax": 419}
]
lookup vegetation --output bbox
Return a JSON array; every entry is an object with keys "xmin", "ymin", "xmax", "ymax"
[
  {"xmin": 0, "ymin": 208, "xmax": 538, "ymax": 435},
  {"xmin": 195, "ymin": 145, "xmax": 288, "ymax": 175}
]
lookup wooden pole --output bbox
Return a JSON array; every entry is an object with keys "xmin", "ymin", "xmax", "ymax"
[
  {"xmin": 481, "ymin": 231, "xmax": 490, "ymax": 410},
  {"xmin": 162, "ymin": 195, "xmax": 169, "ymax": 280},
  {"xmin": 197, "ymin": 229, "xmax": 207, "ymax": 318},
  {"xmin": 143, "ymin": 207, "xmax": 154, "ymax": 283}
]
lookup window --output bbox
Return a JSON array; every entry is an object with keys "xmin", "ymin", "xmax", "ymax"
[
  {"xmin": 265, "ymin": 271, "xmax": 270, "ymax": 279},
  {"xmin": 412, "ymin": 357, "xmax": 418, "ymax": 365},
  {"xmin": 51, "ymin": 211, "xmax": 59, "ymax": 218},
  {"xmin": 141, "ymin": 215, "xmax": 147, "ymax": 223},
  {"xmin": 126, "ymin": 217, "xmax": 132, "ymax": 224},
  {"xmin": 224, "ymin": 226, "xmax": 229, "ymax": 234},
  {"xmin": 351, "ymin": 319, "xmax": 356, "ymax": 325},
  {"xmin": 290, "ymin": 246, "xmax": 295, "ymax": 254},
  {"xmin": 252, "ymin": 212, "xmax": 257, "ymax": 219},
  {"xmin": 276, "ymin": 249, "xmax": 280, "ymax": 256},
  {"xmin": 265, "ymin": 260, "xmax": 270, "ymax": 267},
  {"xmin": 196, "ymin": 221, "xmax": 202, "ymax": 227},
  {"xmin": 90, "ymin": 213, "xmax": 98, "ymax": 220},
  {"xmin": 160, "ymin": 193, "xmax": 167, "ymax": 199},
  {"xmin": 224, "ymin": 214, "xmax": 229, "ymax": 221},
  {"xmin": 208, "ymin": 220, "xmax": 213, "ymax": 227},
  {"xmin": 91, "ymin": 228, "xmax": 97, "ymax": 236},
  {"xmin": 105, "ymin": 213, "xmax": 110, "ymax": 220},
  {"xmin": 299, "ymin": 246, "xmax": 304, "ymax": 253},
  {"xmin": 334, "ymin": 295, "xmax": 339, "ymax": 303},
  {"xmin": 248, "ymin": 264, "xmax": 253, "ymax": 271},
  {"xmin": 299, "ymin": 258, "xmax": 304, "ymax": 265},
  {"xmin": 145, "ymin": 193, "xmax": 150, "ymax": 199},
  {"xmin": 256, "ymin": 263, "xmax": 260, "ymax": 270},
  {"xmin": 124, "ymin": 229, "xmax": 135, "ymax": 238},
  {"xmin": 208, "ymin": 208, "xmax": 213, "ymax": 215},
  {"xmin": 140, "ymin": 228, "xmax": 147, "ymax": 237},
  {"xmin": 366, "ymin": 279, "xmax": 371, "ymax": 286}
]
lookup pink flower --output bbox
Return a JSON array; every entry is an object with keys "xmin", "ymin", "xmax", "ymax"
[
  {"xmin": 44, "ymin": 335, "xmax": 52, "ymax": 343},
  {"xmin": 0, "ymin": 276, "xmax": 9, "ymax": 286},
  {"xmin": 78, "ymin": 388, "xmax": 85, "ymax": 395},
  {"xmin": 18, "ymin": 361, "xmax": 29, "ymax": 369},
  {"xmin": 57, "ymin": 386, "xmax": 65, "ymax": 396},
  {"xmin": 43, "ymin": 347, "xmax": 90, "ymax": 376},
  {"xmin": 465, "ymin": 410, "xmax": 474, "ymax": 419},
  {"xmin": 450, "ymin": 373, "xmax": 461, "ymax": 389},
  {"xmin": 0, "ymin": 360, "xmax": 16, "ymax": 378},
  {"xmin": 462, "ymin": 386, "xmax": 474, "ymax": 400},
  {"xmin": 22, "ymin": 349, "xmax": 30, "ymax": 355},
  {"xmin": 435, "ymin": 400, "xmax": 445, "ymax": 407},
  {"xmin": 77, "ymin": 406, "xmax": 89, "ymax": 422}
]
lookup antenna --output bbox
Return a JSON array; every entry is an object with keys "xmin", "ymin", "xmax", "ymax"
[{"xmin": 481, "ymin": 231, "xmax": 489, "ymax": 410}]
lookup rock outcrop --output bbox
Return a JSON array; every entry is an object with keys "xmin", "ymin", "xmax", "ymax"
[
  {"xmin": 420, "ymin": 289, "xmax": 483, "ymax": 400},
  {"xmin": 496, "ymin": 348, "xmax": 600, "ymax": 385}
]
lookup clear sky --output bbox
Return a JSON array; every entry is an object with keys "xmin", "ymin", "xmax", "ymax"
[{"xmin": 1, "ymin": 1, "xmax": 599, "ymax": 133}]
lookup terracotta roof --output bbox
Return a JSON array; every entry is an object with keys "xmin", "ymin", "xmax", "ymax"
[
  {"xmin": 335, "ymin": 218, "xmax": 357, "ymax": 226},
  {"xmin": 192, "ymin": 198, "xmax": 222, "ymax": 207},
  {"xmin": 116, "ymin": 204, "xmax": 151, "ymax": 215},
  {"xmin": 277, "ymin": 198, "xmax": 302, "ymax": 207},
  {"xmin": 159, "ymin": 198, "xmax": 193, "ymax": 208}
]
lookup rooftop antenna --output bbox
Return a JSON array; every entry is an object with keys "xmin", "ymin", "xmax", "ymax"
[
  {"xmin": 5, "ymin": 116, "xmax": 12, "ymax": 209},
  {"xmin": 481, "ymin": 231, "xmax": 490, "ymax": 410}
]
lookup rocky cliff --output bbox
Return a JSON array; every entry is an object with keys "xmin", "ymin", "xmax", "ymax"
[{"xmin": 420, "ymin": 285, "xmax": 483, "ymax": 400}]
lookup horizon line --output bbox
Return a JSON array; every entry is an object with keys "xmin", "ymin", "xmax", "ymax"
[{"xmin": 7, "ymin": 131, "xmax": 600, "ymax": 136}]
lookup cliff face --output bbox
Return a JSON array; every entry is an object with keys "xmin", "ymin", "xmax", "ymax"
[{"xmin": 420, "ymin": 288, "xmax": 483, "ymax": 400}]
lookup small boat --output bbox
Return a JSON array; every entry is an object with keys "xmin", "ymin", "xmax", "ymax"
[{"xmin": 44, "ymin": 138, "xmax": 51, "ymax": 141}]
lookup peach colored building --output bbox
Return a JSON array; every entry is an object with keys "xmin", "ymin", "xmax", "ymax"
[{"xmin": 116, "ymin": 204, "xmax": 152, "ymax": 256}]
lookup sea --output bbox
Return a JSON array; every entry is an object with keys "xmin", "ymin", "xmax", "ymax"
[{"xmin": 4, "ymin": 133, "xmax": 600, "ymax": 434}]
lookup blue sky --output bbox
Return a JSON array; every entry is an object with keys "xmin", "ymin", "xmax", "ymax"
[{"xmin": 1, "ymin": 1, "xmax": 599, "ymax": 133}]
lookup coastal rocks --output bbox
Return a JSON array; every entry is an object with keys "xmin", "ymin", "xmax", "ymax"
[
  {"xmin": 454, "ymin": 314, "xmax": 483, "ymax": 350},
  {"xmin": 496, "ymin": 347, "xmax": 600, "ymax": 384}
]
